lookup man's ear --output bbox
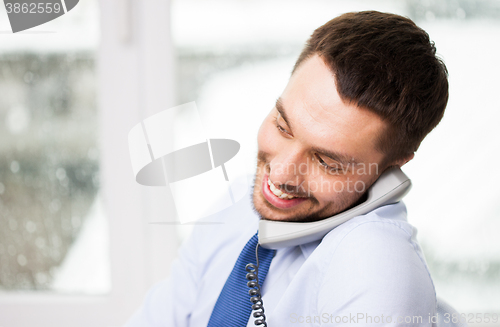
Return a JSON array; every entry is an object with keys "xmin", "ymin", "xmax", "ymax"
[{"xmin": 394, "ymin": 153, "xmax": 414, "ymax": 167}]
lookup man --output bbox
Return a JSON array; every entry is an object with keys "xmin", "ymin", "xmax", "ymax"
[{"xmin": 125, "ymin": 11, "xmax": 448, "ymax": 326}]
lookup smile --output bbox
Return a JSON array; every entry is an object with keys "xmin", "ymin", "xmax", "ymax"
[
  {"xmin": 262, "ymin": 174, "xmax": 308, "ymax": 209},
  {"xmin": 267, "ymin": 177, "xmax": 296, "ymax": 199}
]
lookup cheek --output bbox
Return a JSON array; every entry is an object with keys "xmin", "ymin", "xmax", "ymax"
[
  {"xmin": 306, "ymin": 175, "xmax": 339, "ymax": 203},
  {"xmin": 306, "ymin": 173, "xmax": 355, "ymax": 204}
]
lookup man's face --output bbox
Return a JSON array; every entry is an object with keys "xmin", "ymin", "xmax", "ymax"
[{"xmin": 252, "ymin": 55, "xmax": 389, "ymax": 222}]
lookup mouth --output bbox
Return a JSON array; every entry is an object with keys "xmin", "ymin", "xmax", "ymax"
[{"xmin": 261, "ymin": 174, "xmax": 308, "ymax": 209}]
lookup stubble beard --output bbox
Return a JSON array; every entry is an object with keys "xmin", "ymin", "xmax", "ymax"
[{"xmin": 250, "ymin": 151, "xmax": 366, "ymax": 223}]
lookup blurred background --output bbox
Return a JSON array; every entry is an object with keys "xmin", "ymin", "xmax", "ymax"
[{"xmin": 0, "ymin": 0, "xmax": 498, "ymax": 326}]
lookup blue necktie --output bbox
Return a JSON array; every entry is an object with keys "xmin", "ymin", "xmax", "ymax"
[{"xmin": 207, "ymin": 232, "xmax": 275, "ymax": 327}]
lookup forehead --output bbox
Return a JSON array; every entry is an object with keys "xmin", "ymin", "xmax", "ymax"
[{"xmin": 280, "ymin": 55, "xmax": 387, "ymax": 163}]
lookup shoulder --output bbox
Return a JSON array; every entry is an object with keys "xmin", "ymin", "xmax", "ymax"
[
  {"xmin": 318, "ymin": 201, "xmax": 420, "ymax": 260},
  {"xmin": 313, "ymin": 202, "xmax": 436, "ymax": 313}
]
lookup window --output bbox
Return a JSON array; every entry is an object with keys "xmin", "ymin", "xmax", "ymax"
[
  {"xmin": 0, "ymin": 0, "xmax": 106, "ymax": 294},
  {"xmin": 0, "ymin": 1, "xmax": 178, "ymax": 326}
]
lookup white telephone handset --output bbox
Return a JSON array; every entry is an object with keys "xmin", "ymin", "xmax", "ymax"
[{"xmin": 258, "ymin": 167, "xmax": 411, "ymax": 249}]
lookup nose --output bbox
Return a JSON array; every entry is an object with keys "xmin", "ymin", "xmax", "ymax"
[{"xmin": 268, "ymin": 147, "xmax": 307, "ymax": 194}]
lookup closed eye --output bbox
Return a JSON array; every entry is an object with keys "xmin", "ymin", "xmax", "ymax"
[
  {"xmin": 275, "ymin": 116, "xmax": 292, "ymax": 136},
  {"xmin": 314, "ymin": 153, "xmax": 340, "ymax": 172}
]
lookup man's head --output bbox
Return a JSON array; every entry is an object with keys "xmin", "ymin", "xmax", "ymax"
[{"xmin": 252, "ymin": 11, "xmax": 449, "ymax": 222}]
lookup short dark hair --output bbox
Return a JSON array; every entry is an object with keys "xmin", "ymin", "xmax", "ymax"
[{"xmin": 293, "ymin": 11, "xmax": 449, "ymax": 163}]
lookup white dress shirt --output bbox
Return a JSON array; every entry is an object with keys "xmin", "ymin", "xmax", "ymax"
[{"xmin": 124, "ymin": 186, "xmax": 436, "ymax": 327}]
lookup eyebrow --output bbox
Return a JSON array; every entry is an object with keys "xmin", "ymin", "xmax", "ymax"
[{"xmin": 275, "ymin": 97, "xmax": 360, "ymax": 166}]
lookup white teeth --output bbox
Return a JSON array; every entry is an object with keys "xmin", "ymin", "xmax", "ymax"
[
  {"xmin": 267, "ymin": 177, "xmax": 295, "ymax": 199},
  {"xmin": 270, "ymin": 182, "xmax": 282, "ymax": 196}
]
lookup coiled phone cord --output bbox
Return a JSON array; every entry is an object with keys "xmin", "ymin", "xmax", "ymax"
[{"xmin": 245, "ymin": 243, "xmax": 268, "ymax": 326}]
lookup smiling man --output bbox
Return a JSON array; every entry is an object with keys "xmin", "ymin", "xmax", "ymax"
[
  {"xmin": 124, "ymin": 11, "xmax": 449, "ymax": 327},
  {"xmin": 254, "ymin": 55, "xmax": 393, "ymax": 222}
]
